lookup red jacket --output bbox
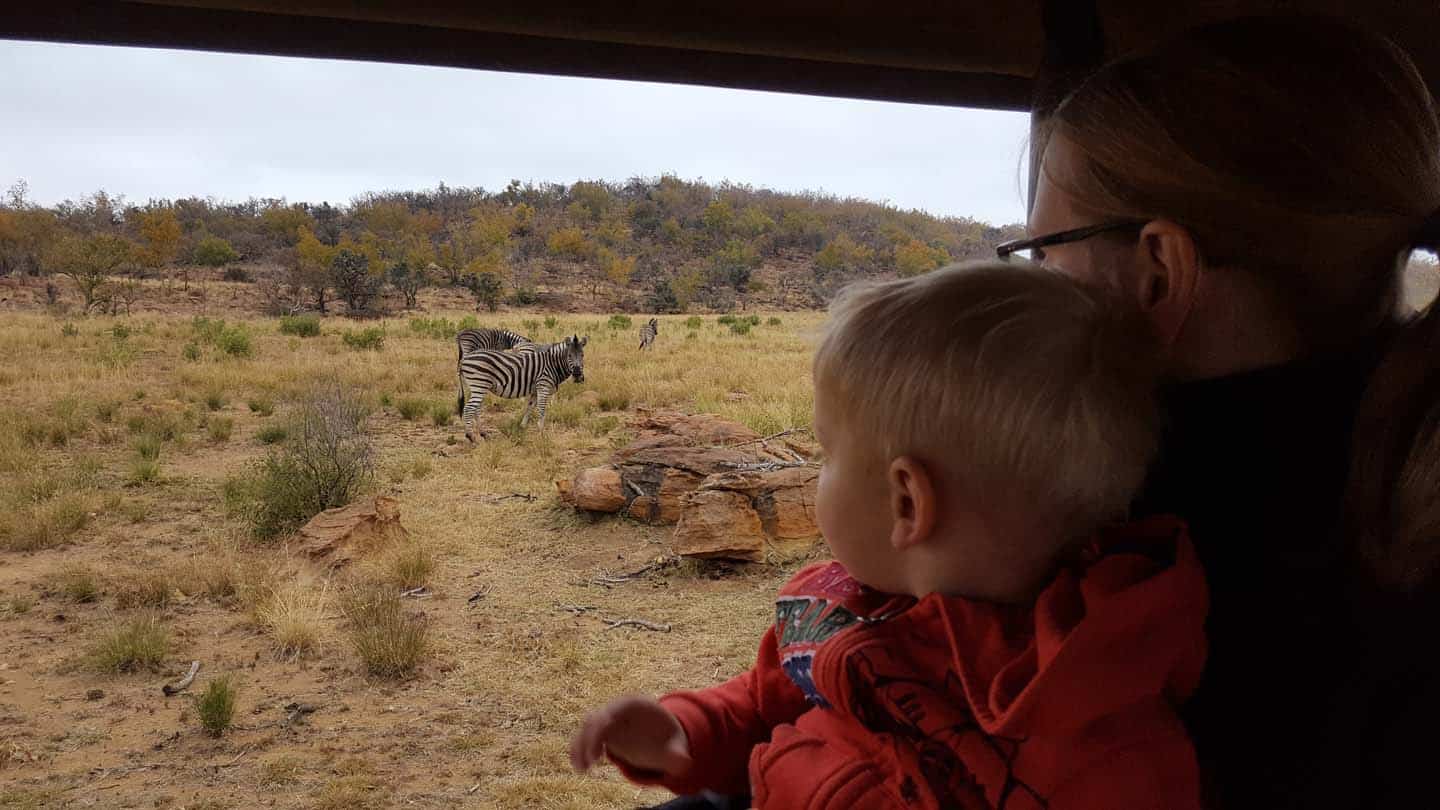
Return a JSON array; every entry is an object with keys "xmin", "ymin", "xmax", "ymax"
[{"xmin": 618, "ymin": 517, "xmax": 1207, "ymax": 809}]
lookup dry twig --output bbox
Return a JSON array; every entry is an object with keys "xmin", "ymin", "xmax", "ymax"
[
  {"xmin": 161, "ymin": 660, "xmax": 200, "ymax": 697},
  {"xmin": 603, "ymin": 618, "xmax": 672, "ymax": 633}
]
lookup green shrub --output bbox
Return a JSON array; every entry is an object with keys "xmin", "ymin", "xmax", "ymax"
[
  {"xmin": 204, "ymin": 390, "xmax": 227, "ymax": 411},
  {"xmin": 89, "ymin": 614, "xmax": 169, "ymax": 673},
  {"xmin": 729, "ymin": 321, "xmax": 752, "ymax": 335},
  {"xmin": 279, "ymin": 314, "xmax": 321, "ymax": 338},
  {"xmin": 193, "ymin": 236, "xmax": 240, "ymax": 267},
  {"xmin": 182, "ymin": 342, "xmax": 202, "ymax": 362},
  {"xmin": 430, "ymin": 404, "xmax": 452, "ymax": 427},
  {"xmin": 127, "ymin": 458, "xmax": 162, "ymax": 486},
  {"xmin": 227, "ymin": 383, "xmax": 374, "ymax": 541},
  {"xmin": 341, "ymin": 328, "xmax": 385, "ymax": 351},
  {"xmin": 407, "ymin": 317, "xmax": 456, "ymax": 340},
  {"xmin": 248, "ymin": 397, "xmax": 275, "ymax": 416},
  {"xmin": 508, "ymin": 286, "xmax": 540, "ymax": 306},
  {"xmin": 458, "ymin": 315, "xmax": 479, "ymax": 331},
  {"xmin": 256, "ymin": 424, "xmax": 288, "ymax": 445},
  {"xmin": 61, "ymin": 322, "xmax": 79, "ymax": 337},
  {"xmin": 196, "ymin": 677, "xmax": 237, "ymax": 738},
  {"xmin": 717, "ymin": 314, "xmax": 737, "ymax": 325},
  {"xmin": 111, "ymin": 324, "xmax": 131, "ymax": 341},
  {"xmin": 522, "ymin": 319, "xmax": 541, "ymax": 335},
  {"xmin": 747, "ymin": 314, "xmax": 762, "ymax": 326},
  {"xmin": 767, "ymin": 317, "xmax": 782, "ymax": 326},
  {"xmin": 344, "ymin": 584, "xmax": 429, "ymax": 678},
  {"xmin": 215, "ymin": 328, "xmax": 252, "ymax": 357},
  {"xmin": 685, "ymin": 316, "xmax": 703, "ymax": 329},
  {"xmin": 132, "ymin": 432, "xmax": 163, "ymax": 461},
  {"xmin": 544, "ymin": 316, "xmax": 558, "ymax": 329},
  {"xmin": 396, "ymin": 397, "xmax": 427, "ymax": 421},
  {"xmin": 207, "ymin": 416, "xmax": 234, "ymax": 442},
  {"xmin": 607, "ymin": 314, "xmax": 633, "ymax": 330}
]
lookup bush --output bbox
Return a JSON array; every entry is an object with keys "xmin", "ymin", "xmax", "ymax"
[
  {"xmin": 729, "ymin": 321, "xmax": 752, "ymax": 336},
  {"xmin": 607, "ymin": 314, "xmax": 632, "ymax": 330},
  {"xmin": 685, "ymin": 316, "xmax": 703, "ymax": 329},
  {"xmin": 215, "ymin": 328, "xmax": 252, "ymax": 357},
  {"xmin": 745, "ymin": 314, "xmax": 762, "ymax": 326},
  {"xmin": 508, "ymin": 286, "xmax": 540, "ymax": 306},
  {"xmin": 196, "ymin": 677, "xmax": 237, "ymax": 738},
  {"xmin": 767, "ymin": 317, "xmax": 782, "ymax": 326},
  {"xmin": 279, "ymin": 314, "xmax": 322, "ymax": 337},
  {"xmin": 256, "ymin": 425, "xmax": 288, "ymax": 445},
  {"xmin": 182, "ymin": 342, "xmax": 201, "ymax": 362},
  {"xmin": 717, "ymin": 314, "xmax": 737, "ymax": 325},
  {"xmin": 544, "ymin": 316, "xmax": 558, "ymax": 329},
  {"xmin": 208, "ymin": 416, "xmax": 234, "ymax": 442},
  {"xmin": 227, "ymin": 383, "xmax": 374, "ymax": 541},
  {"xmin": 89, "ymin": 614, "xmax": 168, "ymax": 673},
  {"xmin": 344, "ymin": 584, "xmax": 429, "ymax": 678},
  {"xmin": 193, "ymin": 236, "xmax": 240, "ymax": 267},
  {"xmin": 396, "ymin": 397, "xmax": 427, "ymax": 421},
  {"xmin": 341, "ymin": 328, "xmax": 385, "ymax": 351},
  {"xmin": 522, "ymin": 319, "xmax": 541, "ymax": 335},
  {"xmin": 61, "ymin": 322, "xmax": 79, "ymax": 337},
  {"xmin": 430, "ymin": 404, "xmax": 452, "ymax": 427},
  {"xmin": 204, "ymin": 390, "xmax": 227, "ymax": 411},
  {"xmin": 248, "ymin": 397, "xmax": 275, "ymax": 416},
  {"xmin": 407, "ymin": 317, "xmax": 457, "ymax": 340}
]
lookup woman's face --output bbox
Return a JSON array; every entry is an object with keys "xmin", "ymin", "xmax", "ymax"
[{"xmin": 1028, "ymin": 137, "xmax": 1135, "ymax": 293}]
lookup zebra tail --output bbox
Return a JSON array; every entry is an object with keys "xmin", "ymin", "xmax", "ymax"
[{"xmin": 456, "ymin": 373, "xmax": 465, "ymax": 415}]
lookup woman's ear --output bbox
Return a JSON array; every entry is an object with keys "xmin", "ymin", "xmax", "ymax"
[
  {"xmin": 888, "ymin": 456, "xmax": 937, "ymax": 552},
  {"xmin": 1133, "ymin": 219, "xmax": 1201, "ymax": 346}
]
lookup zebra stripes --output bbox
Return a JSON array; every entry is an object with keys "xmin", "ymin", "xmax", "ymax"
[
  {"xmin": 457, "ymin": 335, "xmax": 588, "ymax": 440},
  {"xmin": 639, "ymin": 318, "xmax": 658, "ymax": 350},
  {"xmin": 456, "ymin": 327, "xmax": 530, "ymax": 365}
]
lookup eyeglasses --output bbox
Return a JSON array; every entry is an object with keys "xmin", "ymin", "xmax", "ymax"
[{"xmin": 995, "ymin": 220, "xmax": 1149, "ymax": 261}]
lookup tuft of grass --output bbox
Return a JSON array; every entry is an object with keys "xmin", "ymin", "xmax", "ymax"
[
  {"xmin": 522, "ymin": 318, "xmax": 541, "ymax": 335},
  {"xmin": 343, "ymin": 584, "xmax": 429, "ymax": 678},
  {"xmin": 256, "ymin": 424, "xmax": 288, "ymax": 445},
  {"xmin": 88, "ymin": 613, "xmax": 169, "ymax": 673},
  {"xmin": 182, "ymin": 342, "xmax": 202, "ymax": 362},
  {"xmin": 717, "ymin": 314, "xmax": 737, "ymax": 325},
  {"xmin": 247, "ymin": 397, "xmax": 275, "ymax": 416},
  {"xmin": 94, "ymin": 399, "xmax": 120, "ymax": 423},
  {"xmin": 685, "ymin": 315, "xmax": 703, "ymax": 329},
  {"xmin": 114, "ymin": 569, "xmax": 174, "ymax": 609},
  {"xmin": 596, "ymin": 391, "xmax": 631, "ymax": 411},
  {"xmin": 6, "ymin": 593, "xmax": 35, "ymax": 615},
  {"xmin": 386, "ymin": 542, "xmax": 435, "ymax": 590},
  {"xmin": 767, "ymin": 316, "xmax": 783, "ymax": 326},
  {"xmin": 195, "ymin": 676, "xmax": 237, "ymax": 737},
  {"xmin": 429, "ymin": 403, "xmax": 452, "ymax": 427},
  {"xmin": 396, "ymin": 397, "xmax": 427, "ymax": 421},
  {"xmin": 410, "ymin": 458, "xmax": 432, "ymax": 479},
  {"xmin": 729, "ymin": 320, "xmax": 753, "ymax": 335},
  {"xmin": 204, "ymin": 390, "xmax": 227, "ymax": 411},
  {"xmin": 606, "ymin": 314, "xmax": 632, "ymax": 330},
  {"xmin": 207, "ymin": 416, "xmax": 234, "ymax": 442},
  {"xmin": 56, "ymin": 565, "xmax": 101, "ymax": 603},
  {"xmin": 0, "ymin": 492, "xmax": 93, "ymax": 552},
  {"xmin": 256, "ymin": 583, "xmax": 327, "ymax": 660},
  {"xmin": 544, "ymin": 316, "xmax": 558, "ymax": 329},
  {"xmin": 341, "ymin": 328, "xmax": 385, "ymax": 351},
  {"xmin": 686, "ymin": 330, "xmax": 698, "ymax": 340},
  {"xmin": 259, "ymin": 755, "xmax": 304, "ymax": 787},
  {"xmin": 132, "ymin": 432, "xmax": 163, "ymax": 460},
  {"xmin": 279, "ymin": 314, "xmax": 322, "ymax": 337},
  {"xmin": 61, "ymin": 322, "xmax": 79, "ymax": 337},
  {"xmin": 127, "ymin": 458, "xmax": 163, "ymax": 486}
]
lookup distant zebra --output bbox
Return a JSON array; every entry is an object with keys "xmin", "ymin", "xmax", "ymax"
[
  {"xmin": 457, "ymin": 335, "xmax": 588, "ymax": 440},
  {"xmin": 455, "ymin": 327, "xmax": 530, "ymax": 365},
  {"xmin": 639, "ymin": 318, "xmax": 658, "ymax": 350}
]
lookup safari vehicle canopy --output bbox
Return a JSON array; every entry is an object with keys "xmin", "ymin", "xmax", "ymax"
[{"xmin": 7, "ymin": 2, "xmax": 1439, "ymax": 114}]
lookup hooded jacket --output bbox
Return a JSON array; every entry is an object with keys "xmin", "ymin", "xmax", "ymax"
[{"xmin": 617, "ymin": 517, "xmax": 1207, "ymax": 809}]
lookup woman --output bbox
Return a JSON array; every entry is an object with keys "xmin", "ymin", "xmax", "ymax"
[{"xmin": 1009, "ymin": 16, "xmax": 1440, "ymax": 808}]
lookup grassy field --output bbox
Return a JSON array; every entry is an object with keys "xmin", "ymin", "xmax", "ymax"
[{"xmin": 0, "ymin": 308, "xmax": 823, "ymax": 809}]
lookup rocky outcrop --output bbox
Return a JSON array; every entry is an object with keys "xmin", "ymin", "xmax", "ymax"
[
  {"xmin": 559, "ymin": 410, "xmax": 821, "ymax": 561},
  {"xmin": 296, "ymin": 496, "xmax": 409, "ymax": 566}
]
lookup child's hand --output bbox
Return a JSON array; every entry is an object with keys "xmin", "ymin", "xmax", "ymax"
[{"xmin": 569, "ymin": 696, "xmax": 693, "ymax": 777}]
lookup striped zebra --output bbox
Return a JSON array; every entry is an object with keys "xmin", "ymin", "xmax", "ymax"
[
  {"xmin": 457, "ymin": 335, "xmax": 588, "ymax": 440},
  {"xmin": 455, "ymin": 327, "xmax": 530, "ymax": 365},
  {"xmin": 638, "ymin": 317, "xmax": 658, "ymax": 350}
]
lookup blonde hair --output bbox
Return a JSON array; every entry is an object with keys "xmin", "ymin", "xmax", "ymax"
[
  {"xmin": 1046, "ymin": 16, "xmax": 1440, "ymax": 589},
  {"xmin": 813, "ymin": 261, "xmax": 1159, "ymax": 537}
]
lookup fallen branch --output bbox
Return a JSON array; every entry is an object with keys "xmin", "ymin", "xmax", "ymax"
[
  {"xmin": 161, "ymin": 661, "xmax": 200, "ymax": 697},
  {"xmin": 720, "ymin": 429, "xmax": 812, "ymax": 446},
  {"xmin": 482, "ymin": 492, "xmax": 536, "ymax": 504},
  {"xmin": 400, "ymin": 586, "xmax": 431, "ymax": 598},
  {"xmin": 219, "ymin": 746, "xmax": 251, "ymax": 768},
  {"xmin": 626, "ymin": 480, "xmax": 647, "ymax": 499},
  {"xmin": 587, "ymin": 555, "xmax": 679, "ymax": 586},
  {"xmin": 556, "ymin": 604, "xmax": 598, "ymax": 615},
  {"xmin": 467, "ymin": 584, "xmax": 492, "ymax": 604},
  {"xmin": 716, "ymin": 460, "xmax": 818, "ymax": 472},
  {"xmin": 282, "ymin": 702, "xmax": 320, "ymax": 727},
  {"xmin": 603, "ymin": 618, "xmax": 672, "ymax": 633}
]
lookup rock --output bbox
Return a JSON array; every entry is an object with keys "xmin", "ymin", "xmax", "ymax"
[
  {"xmin": 627, "ymin": 409, "xmax": 760, "ymax": 446},
  {"xmin": 571, "ymin": 468, "xmax": 626, "ymax": 512},
  {"xmin": 296, "ymin": 496, "xmax": 409, "ymax": 566},
  {"xmin": 656, "ymin": 468, "xmax": 704, "ymax": 523},
  {"xmin": 702, "ymin": 466, "xmax": 820, "ymax": 541},
  {"xmin": 627, "ymin": 495, "xmax": 657, "ymax": 521},
  {"xmin": 673, "ymin": 490, "xmax": 767, "ymax": 561},
  {"xmin": 617, "ymin": 446, "xmax": 757, "ymax": 476}
]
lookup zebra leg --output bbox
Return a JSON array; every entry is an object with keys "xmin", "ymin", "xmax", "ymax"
[
  {"xmin": 462, "ymin": 383, "xmax": 490, "ymax": 442},
  {"xmin": 520, "ymin": 394, "xmax": 536, "ymax": 428},
  {"xmin": 534, "ymin": 381, "xmax": 555, "ymax": 432}
]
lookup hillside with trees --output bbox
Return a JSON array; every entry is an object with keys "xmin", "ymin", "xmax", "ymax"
[{"xmin": 0, "ymin": 177, "xmax": 1024, "ymax": 315}]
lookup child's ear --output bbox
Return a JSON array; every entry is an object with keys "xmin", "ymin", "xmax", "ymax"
[{"xmin": 887, "ymin": 456, "xmax": 937, "ymax": 552}]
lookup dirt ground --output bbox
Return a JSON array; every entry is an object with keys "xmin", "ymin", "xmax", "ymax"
[{"xmin": 0, "ymin": 280, "xmax": 824, "ymax": 809}]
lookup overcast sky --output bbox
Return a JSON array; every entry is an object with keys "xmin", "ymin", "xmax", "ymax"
[{"xmin": 1, "ymin": 39, "xmax": 1033, "ymax": 225}]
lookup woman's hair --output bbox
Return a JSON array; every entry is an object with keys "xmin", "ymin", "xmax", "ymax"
[
  {"xmin": 1046, "ymin": 16, "xmax": 1440, "ymax": 589},
  {"xmin": 814, "ymin": 261, "xmax": 1159, "ymax": 539}
]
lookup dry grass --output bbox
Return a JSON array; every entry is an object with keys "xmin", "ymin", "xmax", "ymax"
[
  {"xmin": 113, "ymin": 567, "xmax": 175, "ymax": 610},
  {"xmin": 343, "ymin": 583, "xmax": 430, "ymax": 678},
  {"xmin": 0, "ymin": 307, "xmax": 822, "ymax": 808}
]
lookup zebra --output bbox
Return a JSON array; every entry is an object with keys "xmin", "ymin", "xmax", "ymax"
[
  {"xmin": 455, "ymin": 327, "xmax": 530, "ymax": 365},
  {"xmin": 456, "ymin": 335, "xmax": 588, "ymax": 440},
  {"xmin": 638, "ymin": 317, "xmax": 658, "ymax": 350}
]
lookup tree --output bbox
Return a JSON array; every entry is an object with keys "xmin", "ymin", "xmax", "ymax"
[
  {"xmin": 702, "ymin": 201, "xmax": 735, "ymax": 240},
  {"xmin": 135, "ymin": 207, "xmax": 182, "ymax": 274},
  {"xmin": 329, "ymin": 247, "xmax": 382, "ymax": 313},
  {"xmin": 815, "ymin": 233, "xmax": 875, "ymax": 277},
  {"xmin": 461, "ymin": 269, "xmax": 503, "ymax": 312},
  {"xmin": 708, "ymin": 239, "xmax": 761, "ymax": 291},
  {"xmin": 646, "ymin": 278, "xmax": 680, "ymax": 313},
  {"xmin": 547, "ymin": 227, "xmax": 592, "ymax": 261},
  {"xmin": 388, "ymin": 260, "xmax": 431, "ymax": 309},
  {"xmin": 260, "ymin": 203, "xmax": 315, "ymax": 247},
  {"xmin": 671, "ymin": 267, "xmax": 704, "ymax": 311},
  {"xmin": 58, "ymin": 234, "xmax": 135, "ymax": 313},
  {"xmin": 193, "ymin": 235, "xmax": 240, "ymax": 267},
  {"xmin": 894, "ymin": 239, "xmax": 949, "ymax": 277},
  {"xmin": 601, "ymin": 249, "xmax": 636, "ymax": 297},
  {"xmin": 293, "ymin": 227, "xmax": 335, "ymax": 312}
]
